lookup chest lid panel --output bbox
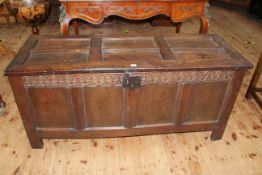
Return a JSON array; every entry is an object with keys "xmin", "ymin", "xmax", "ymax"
[{"xmin": 5, "ymin": 34, "xmax": 252, "ymax": 76}]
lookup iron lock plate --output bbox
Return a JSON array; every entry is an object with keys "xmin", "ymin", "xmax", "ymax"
[{"xmin": 123, "ymin": 73, "xmax": 141, "ymax": 89}]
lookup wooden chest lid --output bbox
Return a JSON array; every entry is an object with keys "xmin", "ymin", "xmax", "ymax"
[{"xmin": 5, "ymin": 34, "xmax": 252, "ymax": 76}]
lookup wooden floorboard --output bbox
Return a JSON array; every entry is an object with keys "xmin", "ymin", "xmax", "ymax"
[{"xmin": 0, "ymin": 5, "xmax": 261, "ymax": 175}]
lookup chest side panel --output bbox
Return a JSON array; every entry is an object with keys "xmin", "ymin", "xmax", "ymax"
[
  {"xmin": 83, "ymin": 87, "xmax": 125, "ymax": 127},
  {"xmin": 136, "ymin": 84, "xmax": 178, "ymax": 125},
  {"xmin": 183, "ymin": 81, "xmax": 228, "ymax": 124},
  {"xmin": 27, "ymin": 88, "xmax": 75, "ymax": 128}
]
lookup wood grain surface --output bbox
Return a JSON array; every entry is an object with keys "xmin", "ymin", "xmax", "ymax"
[{"xmin": 0, "ymin": 5, "xmax": 261, "ymax": 175}]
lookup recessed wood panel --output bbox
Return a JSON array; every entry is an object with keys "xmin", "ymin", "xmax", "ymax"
[
  {"xmin": 34, "ymin": 38, "xmax": 91, "ymax": 51},
  {"xmin": 102, "ymin": 50, "xmax": 162, "ymax": 61},
  {"xmin": 83, "ymin": 87, "xmax": 124, "ymax": 127},
  {"xmin": 164, "ymin": 37, "xmax": 219, "ymax": 48},
  {"xmin": 27, "ymin": 88, "xmax": 75, "ymax": 128},
  {"xmin": 26, "ymin": 52, "xmax": 89, "ymax": 65},
  {"xmin": 136, "ymin": 84, "xmax": 178, "ymax": 125},
  {"xmin": 25, "ymin": 38, "xmax": 91, "ymax": 65},
  {"xmin": 102, "ymin": 37, "xmax": 158, "ymax": 50},
  {"xmin": 102, "ymin": 37, "xmax": 162, "ymax": 61},
  {"xmin": 183, "ymin": 82, "xmax": 228, "ymax": 123},
  {"xmin": 170, "ymin": 48, "xmax": 231, "ymax": 60}
]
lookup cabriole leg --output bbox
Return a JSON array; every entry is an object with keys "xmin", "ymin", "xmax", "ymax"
[
  {"xmin": 72, "ymin": 20, "xmax": 79, "ymax": 35},
  {"xmin": 199, "ymin": 16, "xmax": 208, "ymax": 34},
  {"xmin": 175, "ymin": 22, "xmax": 182, "ymax": 33},
  {"xmin": 60, "ymin": 17, "xmax": 70, "ymax": 36}
]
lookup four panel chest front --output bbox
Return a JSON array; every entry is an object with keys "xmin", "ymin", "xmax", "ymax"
[{"xmin": 5, "ymin": 34, "xmax": 252, "ymax": 148}]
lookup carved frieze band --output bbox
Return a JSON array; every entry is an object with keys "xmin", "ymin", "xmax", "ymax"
[
  {"xmin": 23, "ymin": 73, "xmax": 124, "ymax": 88},
  {"xmin": 23, "ymin": 71, "xmax": 234, "ymax": 88},
  {"xmin": 138, "ymin": 71, "xmax": 233, "ymax": 85}
]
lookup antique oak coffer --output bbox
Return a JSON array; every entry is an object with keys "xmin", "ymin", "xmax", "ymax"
[{"xmin": 5, "ymin": 34, "xmax": 252, "ymax": 148}]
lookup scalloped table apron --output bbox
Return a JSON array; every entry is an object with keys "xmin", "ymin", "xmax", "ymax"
[{"xmin": 58, "ymin": 0, "xmax": 210, "ymax": 35}]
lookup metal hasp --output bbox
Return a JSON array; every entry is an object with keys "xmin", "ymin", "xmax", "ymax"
[{"xmin": 123, "ymin": 73, "xmax": 141, "ymax": 89}]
